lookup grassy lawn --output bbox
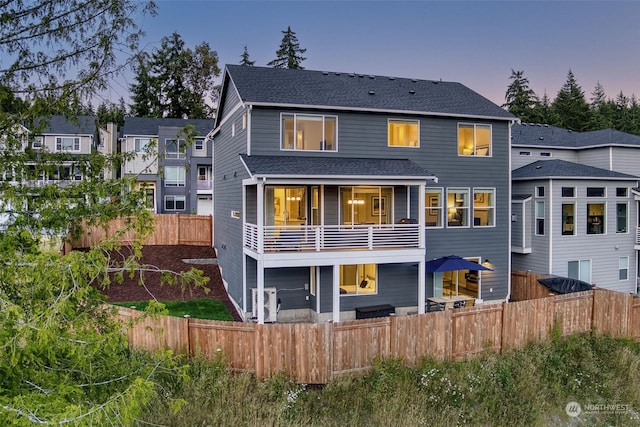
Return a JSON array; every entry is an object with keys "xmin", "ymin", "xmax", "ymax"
[{"xmin": 113, "ymin": 299, "xmax": 234, "ymax": 321}]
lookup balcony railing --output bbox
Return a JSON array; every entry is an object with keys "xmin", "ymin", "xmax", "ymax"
[
  {"xmin": 196, "ymin": 179, "xmax": 212, "ymax": 191},
  {"xmin": 244, "ymin": 223, "xmax": 421, "ymax": 253}
]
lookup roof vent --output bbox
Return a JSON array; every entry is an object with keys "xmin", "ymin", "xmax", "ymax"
[
  {"xmin": 369, "ymin": 75, "xmax": 375, "ymax": 79},
  {"xmin": 389, "ymin": 77, "xmax": 395, "ymax": 81},
  {"xmin": 409, "ymin": 90, "xmax": 416, "ymax": 95},
  {"xmin": 539, "ymin": 137, "xmax": 544, "ymax": 140},
  {"xmin": 322, "ymin": 71, "xmax": 329, "ymax": 75},
  {"xmin": 432, "ymin": 81, "xmax": 439, "ymax": 84},
  {"xmin": 349, "ymin": 73, "xmax": 355, "ymax": 77},
  {"xmin": 369, "ymin": 90, "xmax": 375, "ymax": 95},
  {"xmin": 411, "ymin": 79, "xmax": 418, "ymax": 83},
  {"xmin": 535, "ymin": 165, "xmax": 542, "ymax": 169},
  {"xmin": 335, "ymin": 72, "xmax": 341, "ymax": 76}
]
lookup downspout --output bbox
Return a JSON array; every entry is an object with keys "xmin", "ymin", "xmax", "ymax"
[
  {"xmin": 548, "ymin": 179, "xmax": 553, "ymax": 275},
  {"xmin": 506, "ymin": 120, "xmax": 514, "ymax": 302}
]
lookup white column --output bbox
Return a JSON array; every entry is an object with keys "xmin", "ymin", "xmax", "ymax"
[
  {"xmin": 418, "ymin": 183, "xmax": 426, "ymax": 248},
  {"xmin": 332, "ymin": 264, "xmax": 340, "ymax": 322},
  {"xmin": 257, "ymin": 258, "xmax": 265, "ymax": 324},
  {"xmin": 418, "ymin": 260, "xmax": 425, "ymax": 314}
]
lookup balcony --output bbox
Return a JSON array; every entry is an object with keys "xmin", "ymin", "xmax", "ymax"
[
  {"xmin": 244, "ymin": 223, "xmax": 422, "ymax": 253},
  {"xmin": 196, "ymin": 179, "xmax": 212, "ymax": 191}
]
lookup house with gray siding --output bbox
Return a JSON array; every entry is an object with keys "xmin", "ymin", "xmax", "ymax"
[
  {"xmin": 212, "ymin": 65, "xmax": 515, "ymax": 323},
  {"xmin": 512, "ymin": 146, "xmax": 640, "ymax": 293},
  {"xmin": 121, "ymin": 117, "xmax": 214, "ymax": 215}
]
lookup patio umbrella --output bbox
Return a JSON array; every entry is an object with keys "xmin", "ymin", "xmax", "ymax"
[
  {"xmin": 425, "ymin": 255, "xmax": 493, "ymax": 273},
  {"xmin": 537, "ymin": 277, "xmax": 592, "ymax": 294}
]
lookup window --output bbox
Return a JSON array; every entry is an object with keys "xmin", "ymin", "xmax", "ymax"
[
  {"xmin": 425, "ymin": 188, "xmax": 443, "ymax": 227},
  {"xmin": 194, "ymin": 138, "xmax": 204, "ymax": 151},
  {"xmin": 32, "ymin": 136, "xmax": 43, "ymax": 149},
  {"xmin": 388, "ymin": 119, "xmax": 419, "ymax": 147},
  {"xmin": 619, "ymin": 257, "xmax": 629, "ymax": 281},
  {"xmin": 616, "ymin": 187, "xmax": 628, "ymax": 197},
  {"xmin": 562, "ymin": 204, "xmax": 575, "ymax": 236},
  {"xmin": 519, "ymin": 151, "xmax": 531, "ymax": 156},
  {"xmin": 458, "ymin": 123, "xmax": 491, "ymax": 156},
  {"xmin": 617, "ymin": 202, "xmax": 627, "ymax": 233},
  {"xmin": 540, "ymin": 152, "xmax": 552, "ymax": 157},
  {"xmin": 281, "ymin": 114, "xmax": 337, "ymax": 151},
  {"xmin": 568, "ymin": 260, "xmax": 591, "ymax": 283},
  {"xmin": 165, "ymin": 139, "xmax": 186, "ymax": 159},
  {"xmin": 472, "ymin": 189, "xmax": 495, "ymax": 226},
  {"xmin": 164, "ymin": 166, "xmax": 186, "ymax": 187},
  {"xmin": 232, "ymin": 122, "xmax": 236, "ymax": 137},
  {"xmin": 340, "ymin": 264, "xmax": 377, "ymax": 295},
  {"xmin": 536, "ymin": 186, "xmax": 545, "ymax": 197},
  {"xmin": 447, "ymin": 188, "xmax": 469, "ymax": 227},
  {"xmin": 56, "ymin": 137, "xmax": 80, "ymax": 152},
  {"xmin": 310, "ymin": 266, "xmax": 317, "ymax": 296},
  {"xmin": 242, "ymin": 113, "xmax": 247, "ymax": 129},
  {"xmin": 164, "ymin": 195, "xmax": 185, "ymax": 211},
  {"xmin": 587, "ymin": 187, "xmax": 605, "ymax": 197},
  {"xmin": 561, "ymin": 187, "xmax": 575, "ymax": 197},
  {"xmin": 340, "ymin": 186, "xmax": 392, "ymax": 225},
  {"xmin": 587, "ymin": 203, "xmax": 605, "ymax": 234},
  {"xmin": 134, "ymin": 138, "xmax": 151, "ymax": 153},
  {"xmin": 535, "ymin": 201, "xmax": 545, "ymax": 235}
]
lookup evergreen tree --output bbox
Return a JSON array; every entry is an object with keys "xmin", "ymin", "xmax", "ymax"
[
  {"xmin": 551, "ymin": 70, "xmax": 593, "ymax": 131},
  {"xmin": 267, "ymin": 26, "xmax": 307, "ymax": 69},
  {"xmin": 529, "ymin": 92, "xmax": 555, "ymax": 124},
  {"xmin": 96, "ymin": 98, "xmax": 128, "ymax": 128},
  {"xmin": 240, "ymin": 45, "xmax": 255, "ymax": 66},
  {"xmin": 503, "ymin": 69, "xmax": 538, "ymax": 122},
  {"xmin": 590, "ymin": 82, "xmax": 614, "ymax": 129},
  {"xmin": 129, "ymin": 33, "xmax": 220, "ymax": 118}
]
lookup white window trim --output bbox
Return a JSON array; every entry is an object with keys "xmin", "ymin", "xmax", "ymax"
[
  {"xmin": 165, "ymin": 138, "xmax": 186, "ymax": 159},
  {"xmin": 619, "ymin": 256, "xmax": 629, "ymax": 281},
  {"xmin": 425, "ymin": 187, "xmax": 443, "ymax": 229},
  {"xmin": 387, "ymin": 118, "xmax": 420, "ymax": 148},
  {"xmin": 472, "ymin": 187, "xmax": 496, "ymax": 228},
  {"xmin": 616, "ymin": 201, "xmax": 628, "ymax": 234},
  {"xmin": 535, "ymin": 200, "xmax": 545, "ymax": 236},
  {"xmin": 194, "ymin": 138, "xmax": 205, "ymax": 151},
  {"xmin": 164, "ymin": 166, "xmax": 186, "ymax": 187},
  {"xmin": 55, "ymin": 137, "xmax": 81, "ymax": 152},
  {"xmin": 446, "ymin": 187, "xmax": 470, "ymax": 228},
  {"xmin": 164, "ymin": 195, "xmax": 186, "ymax": 211},
  {"xmin": 280, "ymin": 113, "xmax": 338, "ymax": 152},
  {"xmin": 561, "ymin": 202, "xmax": 576, "ymax": 237},
  {"xmin": 457, "ymin": 123, "xmax": 492, "ymax": 157}
]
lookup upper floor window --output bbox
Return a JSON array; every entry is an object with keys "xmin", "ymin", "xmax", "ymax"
[
  {"xmin": 458, "ymin": 123, "xmax": 491, "ymax": 156},
  {"xmin": 472, "ymin": 188, "xmax": 495, "ymax": 227},
  {"xmin": 425, "ymin": 188, "xmax": 443, "ymax": 227},
  {"xmin": 165, "ymin": 139, "xmax": 186, "ymax": 159},
  {"xmin": 586, "ymin": 187, "xmax": 605, "ymax": 197},
  {"xmin": 535, "ymin": 200, "xmax": 545, "ymax": 235},
  {"xmin": 281, "ymin": 114, "xmax": 337, "ymax": 151},
  {"xmin": 562, "ymin": 203, "xmax": 575, "ymax": 236},
  {"xmin": 388, "ymin": 119, "xmax": 419, "ymax": 147},
  {"xmin": 587, "ymin": 203, "xmax": 605, "ymax": 234},
  {"xmin": 134, "ymin": 138, "xmax": 151, "ymax": 153},
  {"xmin": 540, "ymin": 152, "xmax": 552, "ymax": 157},
  {"xmin": 519, "ymin": 151, "xmax": 531, "ymax": 156},
  {"xmin": 56, "ymin": 137, "xmax": 80, "ymax": 152},
  {"xmin": 617, "ymin": 202, "xmax": 627, "ymax": 233},
  {"xmin": 561, "ymin": 187, "xmax": 575, "ymax": 197},
  {"xmin": 164, "ymin": 166, "xmax": 186, "ymax": 187},
  {"xmin": 446, "ymin": 188, "xmax": 469, "ymax": 227},
  {"xmin": 194, "ymin": 138, "xmax": 204, "ymax": 151},
  {"xmin": 616, "ymin": 187, "xmax": 628, "ymax": 197},
  {"xmin": 32, "ymin": 136, "xmax": 43, "ymax": 150},
  {"xmin": 536, "ymin": 186, "xmax": 545, "ymax": 197},
  {"xmin": 165, "ymin": 195, "xmax": 186, "ymax": 211}
]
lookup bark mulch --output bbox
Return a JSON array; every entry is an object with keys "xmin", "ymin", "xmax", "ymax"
[{"xmin": 92, "ymin": 245, "xmax": 242, "ymax": 321}]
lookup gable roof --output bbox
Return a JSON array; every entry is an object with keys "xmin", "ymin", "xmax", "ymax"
[
  {"xmin": 240, "ymin": 154, "xmax": 437, "ymax": 181},
  {"xmin": 122, "ymin": 117, "xmax": 214, "ymax": 137},
  {"xmin": 36, "ymin": 115, "xmax": 96, "ymax": 135},
  {"xmin": 512, "ymin": 159, "xmax": 639, "ymax": 180},
  {"xmin": 511, "ymin": 123, "xmax": 640, "ymax": 148},
  {"xmin": 221, "ymin": 65, "xmax": 514, "ymax": 122}
]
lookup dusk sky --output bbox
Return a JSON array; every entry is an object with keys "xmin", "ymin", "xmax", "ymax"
[{"xmin": 106, "ymin": 0, "xmax": 640, "ymax": 108}]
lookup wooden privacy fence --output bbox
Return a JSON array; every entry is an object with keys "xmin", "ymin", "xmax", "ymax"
[
  {"xmin": 69, "ymin": 214, "xmax": 212, "ymax": 249},
  {"xmin": 113, "ymin": 288, "xmax": 640, "ymax": 384},
  {"xmin": 510, "ymin": 270, "xmax": 555, "ymax": 301}
]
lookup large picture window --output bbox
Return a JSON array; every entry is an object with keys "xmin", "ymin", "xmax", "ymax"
[
  {"xmin": 425, "ymin": 188, "xmax": 443, "ymax": 227},
  {"xmin": 446, "ymin": 188, "xmax": 469, "ymax": 227},
  {"xmin": 340, "ymin": 264, "xmax": 377, "ymax": 295},
  {"xmin": 388, "ymin": 119, "xmax": 419, "ymax": 147},
  {"xmin": 134, "ymin": 138, "xmax": 151, "ymax": 153},
  {"xmin": 56, "ymin": 137, "xmax": 80, "ymax": 152},
  {"xmin": 472, "ymin": 188, "xmax": 495, "ymax": 226},
  {"xmin": 458, "ymin": 123, "xmax": 491, "ymax": 156},
  {"xmin": 164, "ymin": 166, "xmax": 186, "ymax": 187},
  {"xmin": 281, "ymin": 114, "xmax": 337, "ymax": 151}
]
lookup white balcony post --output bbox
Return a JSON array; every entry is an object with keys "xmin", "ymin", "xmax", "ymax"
[
  {"xmin": 256, "ymin": 180, "xmax": 264, "ymax": 253},
  {"xmin": 418, "ymin": 259, "xmax": 425, "ymax": 314},
  {"xmin": 418, "ymin": 183, "xmax": 426, "ymax": 248},
  {"xmin": 257, "ymin": 258, "xmax": 265, "ymax": 324},
  {"xmin": 333, "ymin": 264, "xmax": 340, "ymax": 323},
  {"xmin": 315, "ymin": 227, "xmax": 321, "ymax": 251},
  {"xmin": 368, "ymin": 226, "xmax": 373, "ymax": 250}
]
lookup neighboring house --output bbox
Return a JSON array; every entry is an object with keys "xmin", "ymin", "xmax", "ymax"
[
  {"xmin": 511, "ymin": 123, "xmax": 640, "ymax": 293},
  {"xmin": 211, "ymin": 65, "xmax": 515, "ymax": 323},
  {"xmin": 121, "ymin": 117, "xmax": 214, "ymax": 215}
]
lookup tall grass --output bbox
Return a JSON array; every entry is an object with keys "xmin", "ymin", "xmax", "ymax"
[{"xmin": 137, "ymin": 333, "xmax": 640, "ymax": 426}]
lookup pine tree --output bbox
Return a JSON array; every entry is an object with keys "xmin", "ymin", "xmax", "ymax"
[
  {"xmin": 240, "ymin": 45, "xmax": 255, "ymax": 66},
  {"xmin": 551, "ymin": 70, "xmax": 593, "ymax": 131},
  {"xmin": 267, "ymin": 26, "xmax": 307, "ymax": 69},
  {"xmin": 129, "ymin": 33, "xmax": 220, "ymax": 118},
  {"xmin": 503, "ymin": 69, "xmax": 538, "ymax": 122},
  {"xmin": 590, "ymin": 82, "xmax": 614, "ymax": 129}
]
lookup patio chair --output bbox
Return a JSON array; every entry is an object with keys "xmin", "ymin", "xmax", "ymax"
[
  {"xmin": 427, "ymin": 300, "xmax": 445, "ymax": 312},
  {"xmin": 452, "ymin": 300, "xmax": 467, "ymax": 309}
]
